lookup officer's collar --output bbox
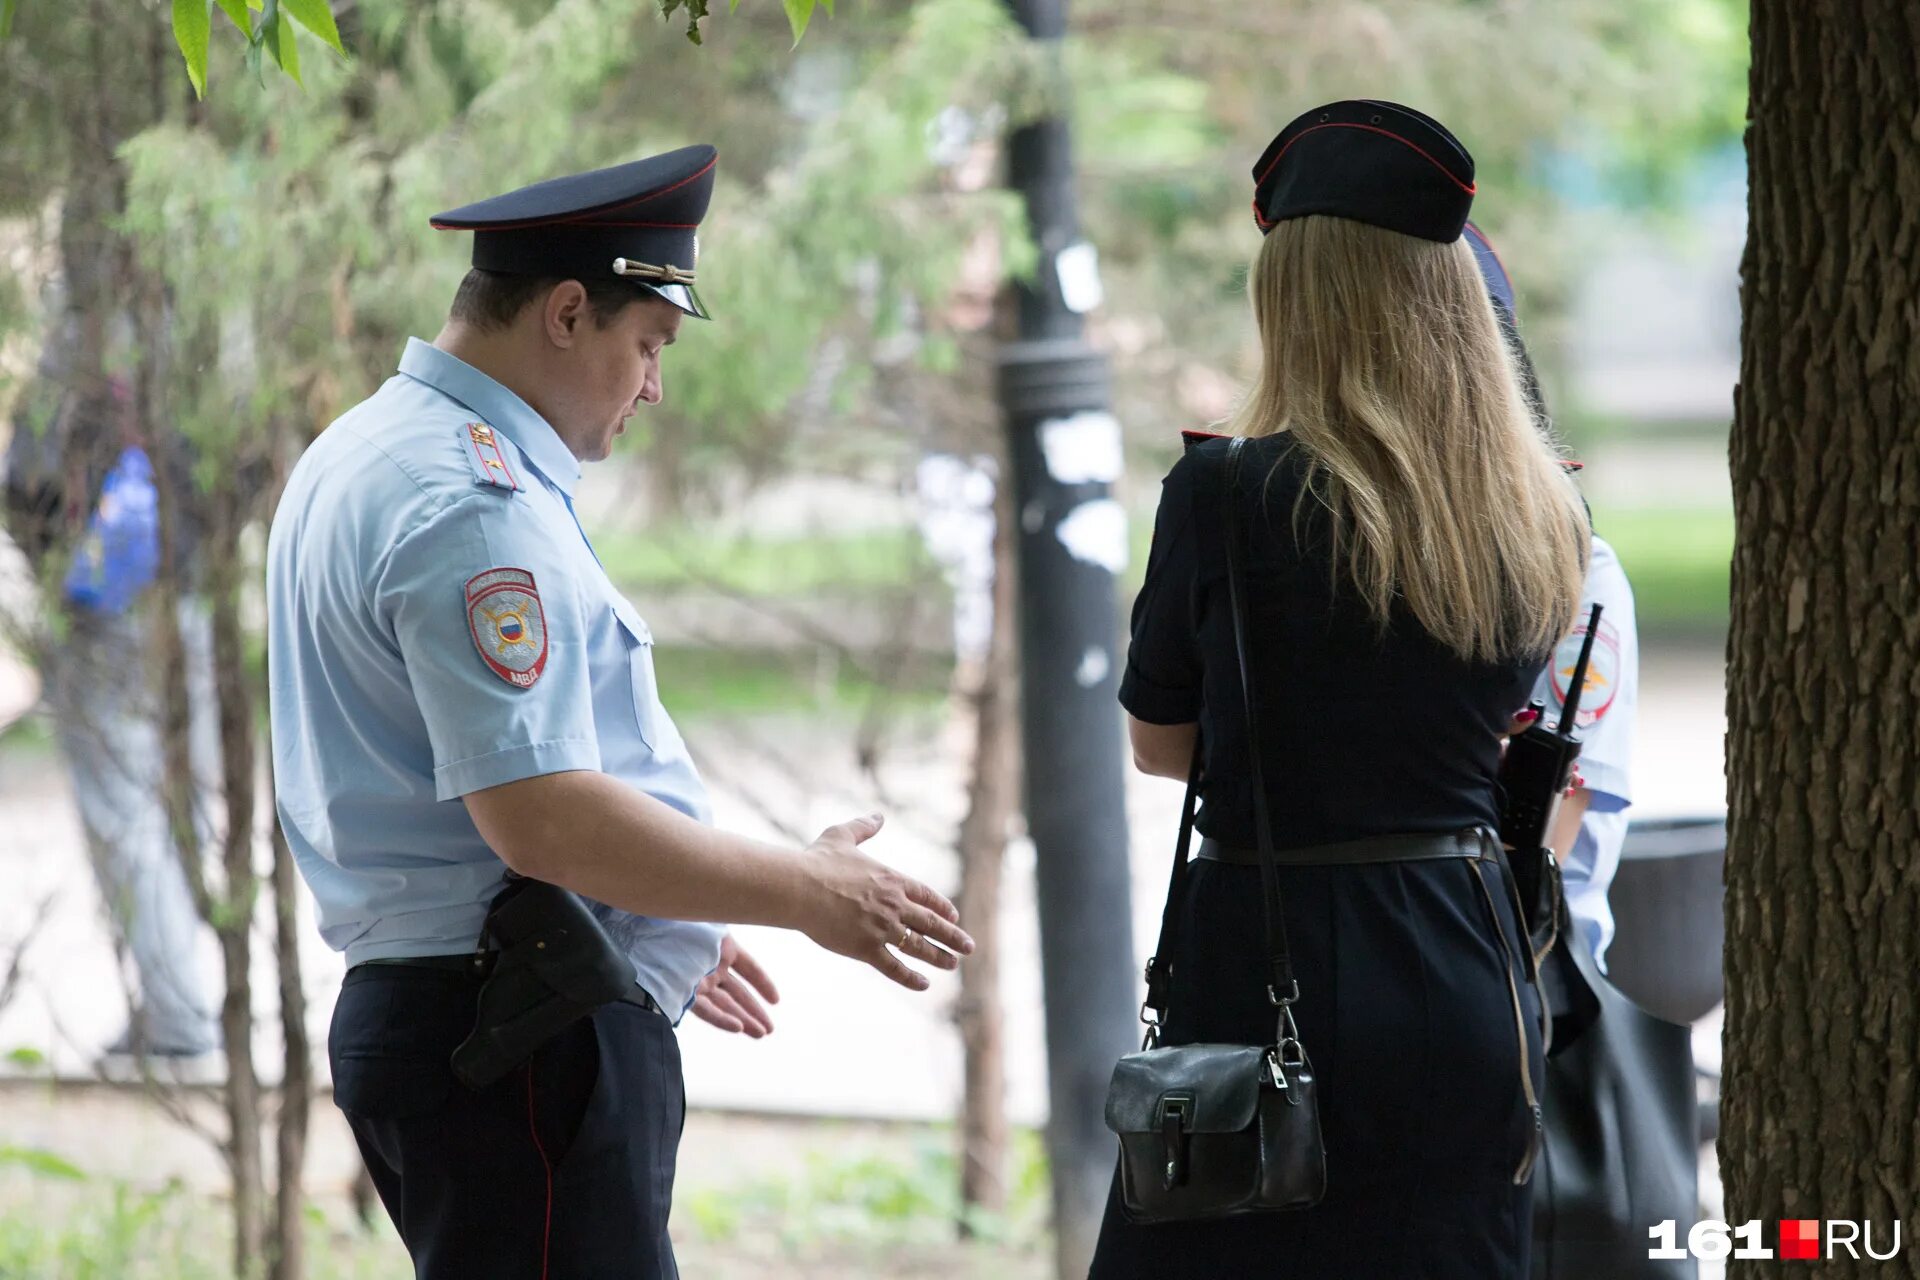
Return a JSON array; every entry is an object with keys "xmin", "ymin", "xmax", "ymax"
[{"xmin": 398, "ymin": 338, "xmax": 583, "ymax": 497}]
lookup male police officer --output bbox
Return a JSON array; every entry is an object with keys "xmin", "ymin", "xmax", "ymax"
[
  {"xmin": 266, "ymin": 145, "xmax": 973, "ymax": 1278},
  {"xmin": 1466, "ymin": 223, "xmax": 1639, "ymax": 966}
]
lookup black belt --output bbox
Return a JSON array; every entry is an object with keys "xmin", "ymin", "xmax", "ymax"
[
  {"xmin": 356, "ymin": 954, "xmax": 662, "ymax": 1014},
  {"xmin": 1195, "ymin": 827, "xmax": 1495, "ymax": 867}
]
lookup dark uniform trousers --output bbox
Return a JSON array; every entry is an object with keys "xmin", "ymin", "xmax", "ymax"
[{"xmin": 329, "ymin": 963, "xmax": 685, "ymax": 1278}]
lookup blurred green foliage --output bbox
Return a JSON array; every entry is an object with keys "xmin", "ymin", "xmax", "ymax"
[
  {"xmin": 596, "ymin": 526, "xmax": 933, "ymax": 595},
  {"xmin": 1593, "ymin": 505, "xmax": 1733, "ymax": 632},
  {"xmin": 0, "ymin": 1170, "xmax": 410, "ymax": 1279},
  {"xmin": 678, "ymin": 1126, "xmax": 1051, "ymax": 1249},
  {"xmin": 654, "ymin": 644, "xmax": 950, "ymax": 718}
]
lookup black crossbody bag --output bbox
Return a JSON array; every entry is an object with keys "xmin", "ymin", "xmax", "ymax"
[{"xmin": 1102, "ymin": 437, "xmax": 1328, "ymax": 1223}]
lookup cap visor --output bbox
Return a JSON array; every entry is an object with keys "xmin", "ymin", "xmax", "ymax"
[{"xmin": 639, "ymin": 281, "xmax": 709, "ymax": 320}]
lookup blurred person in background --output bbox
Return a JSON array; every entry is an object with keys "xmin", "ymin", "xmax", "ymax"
[
  {"xmin": 1465, "ymin": 222, "xmax": 1639, "ymax": 973},
  {"xmin": 1, "ymin": 304, "xmax": 221, "ymax": 1063}
]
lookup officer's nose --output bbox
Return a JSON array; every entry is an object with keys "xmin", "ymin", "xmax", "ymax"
[{"xmin": 638, "ymin": 366, "xmax": 663, "ymax": 406}]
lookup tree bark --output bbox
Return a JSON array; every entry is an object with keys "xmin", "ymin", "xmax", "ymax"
[
  {"xmin": 1723, "ymin": 3, "xmax": 1920, "ymax": 1272},
  {"xmin": 209, "ymin": 565, "xmax": 267, "ymax": 1277},
  {"xmin": 957, "ymin": 455, "xmax": 1020, "ymax": 1232},
  {"xmin": 269, "ymin": 809, "xmax": 310, "ymax": 1280}
]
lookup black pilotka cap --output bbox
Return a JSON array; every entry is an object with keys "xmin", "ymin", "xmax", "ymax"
[
  {"xmin": 1251, "ymin": 100, "xmax": 1476, "ymax": 243},
  {"xmin": 431, "ymin": 144, "xmax": 718, "ymax": 319}
]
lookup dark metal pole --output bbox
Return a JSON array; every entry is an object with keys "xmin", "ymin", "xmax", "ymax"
[{"xmin": 997, "ymin": 0, "xmax": 1137, "ymax": 1272}]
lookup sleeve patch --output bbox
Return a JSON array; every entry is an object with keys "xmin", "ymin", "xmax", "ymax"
[
  {"xmin": 466, "ymin": 567, "xmax": 548, "ymax": 688},
  {"xmin": 1548, "ymin": 613, "xmax": 1620, "ymax": 728},
  {"xmin": 462, "ymin": 422, "xmax": 523, "ymax": 492}
]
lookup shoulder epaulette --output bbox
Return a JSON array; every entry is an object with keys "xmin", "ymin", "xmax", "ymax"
[{"xmin": 460, "ymin": 422, "xmax": 522, "ymax": 493}]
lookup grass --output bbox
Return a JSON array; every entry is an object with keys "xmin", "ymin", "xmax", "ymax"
[
  {"xmin": 653, "ymin": 645, "xmax": 951, "ymax": 721},
  {"xmin": 0, "ymin": 712, "xmax": 55, "ymax": 758},
  {"xmin": 592, "ymin": 526, "xmax": 935, "ymax": 597},
  {"xmin": 1589, "ymin": 505, "xmax": 1732, "ymax": 631},
  {"xmin": 678, "ymin": 1127, "xmax": 1052, "ymax": 1253},
  {"xmin": 0, "ymin": 1167, "xmax": 408, "ymax": 1280},
  {"xmin": 0, "ymin": 1138, "xmax": 1053, "ymax": 1280}
]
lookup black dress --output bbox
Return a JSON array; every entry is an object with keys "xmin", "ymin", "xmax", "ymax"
[{"xmin": 1090, "ymin": 434, "xmax": 1548, "ymax": 1279}]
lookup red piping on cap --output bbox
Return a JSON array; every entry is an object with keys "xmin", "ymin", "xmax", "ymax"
[
  {"xmin": 1252, "ymin": 122, "xmax": 1477, "ymax": 230},
  {"xmin": 431, "ymin": 155, "xmax": 718, "ymax": 233}
]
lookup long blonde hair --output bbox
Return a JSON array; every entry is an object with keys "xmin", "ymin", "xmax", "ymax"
[{"xmin": 1225, "ymin": 215, "xmax": 1589, "ymax": 664}]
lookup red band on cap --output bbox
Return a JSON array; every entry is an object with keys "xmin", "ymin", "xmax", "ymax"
[{"xmin": 431, "ymin": 155, "xmax": 718, "ymax": 234}]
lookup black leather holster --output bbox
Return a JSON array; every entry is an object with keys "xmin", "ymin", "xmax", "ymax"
[{"xmin": 449, "ymin": 877, "xmax": 637, "ymax": 1090}]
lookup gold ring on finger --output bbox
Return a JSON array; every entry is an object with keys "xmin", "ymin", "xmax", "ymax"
[{"xmin": 901, "ymin": 927, "xmax": 914, "ymax": 950}]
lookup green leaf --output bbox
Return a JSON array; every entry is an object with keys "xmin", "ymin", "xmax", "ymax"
[
  {"xmin": 5, "ymin": 1046, "xmax": 45, "ymax": 1068},
  {"xmin": 0, "ymin": 1146, "xmax": 87, "ymax": 1181},
  {"xmin": 281, "ymin": 0, "xmax": 343, "ymax": 55},
  {"xmin": 172, "ymin": 0, "xmax": 212, "ymax": 98},
  {"xmin": 267, "ymin": 8, "xmax": 301, "ymax": 83},
  {"xmin": 782, "ymin": 0, "xmax": 812, "ymax": 44},
  {"xmin": 817, "ymin": 0, "xmax": 832, "ymax": 14},
  {"xmin": 215, "ymin": 0, "xmax": 253, "ymax": 37},
  {"xmin": 0, "ymin": 0, "xmax": 18, "ymax": 40}
]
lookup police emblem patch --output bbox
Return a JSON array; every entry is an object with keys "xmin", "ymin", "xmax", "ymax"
[
  {"xmin": 1548, "ymin": 612, "xmax": 1620, "ymax": 728},
  {"xmin": 465, "ymin": 568, "xmax": 548, "ymax": 688}
]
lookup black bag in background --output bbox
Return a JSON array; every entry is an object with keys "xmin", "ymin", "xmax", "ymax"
[{"xmin": 1532, "ymin": 926, "xmax": 1699, "ymax": 1280}]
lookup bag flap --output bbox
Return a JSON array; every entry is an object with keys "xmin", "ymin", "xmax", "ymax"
[{"xmin": 1105, "ymin": 1043, "xmax": 1267, "ymax": 1135}]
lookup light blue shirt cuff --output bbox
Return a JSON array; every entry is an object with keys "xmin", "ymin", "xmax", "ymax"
[
  {"xmin": 433, "ymin": 737, "xmax": 603, "ymax": 800},
  {"xmin": 1576, "ymin": 758, "xmax": 1632, "ymax": 812}
]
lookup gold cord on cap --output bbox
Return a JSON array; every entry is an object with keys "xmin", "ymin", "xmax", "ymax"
[{"xmin": 612, "ymin": 257, "xmax": 697, "ymax": 286}]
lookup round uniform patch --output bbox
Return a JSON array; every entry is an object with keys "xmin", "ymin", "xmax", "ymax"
[
  {"xmin": 1548, "ymin": 612, "xmax": 1620, "ymax": 729},
  {"xmin": 465, "ymin": 567, "xmax": 549, "ymax": 688}
]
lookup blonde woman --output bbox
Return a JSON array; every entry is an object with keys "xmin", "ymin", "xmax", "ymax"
[{"xmin": 1092, "ymin": 101, "xmax": 1589, "ymax": 1278}]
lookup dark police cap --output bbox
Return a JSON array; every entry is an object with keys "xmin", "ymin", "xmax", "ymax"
[
  {"xmin": 431, "ymin": 144, "xmax": 717, "ymax": 319},
  {"xmin": 1252, "ymin": 101, "xmax": 1476, "ymax": 244}
]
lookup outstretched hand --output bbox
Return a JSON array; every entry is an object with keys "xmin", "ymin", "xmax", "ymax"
[
  {"xmin": 799, "ymin": 813, "xmax": 975, "ymax": 992},
  {"xmin": 691, "ymin": 933, "xmax": 781, "ymax": 1037}
]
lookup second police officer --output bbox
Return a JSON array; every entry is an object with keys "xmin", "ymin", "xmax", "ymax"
[
  {"xmin": 1465, "ymin": 221, "xmax": 1640, "ymax": 971},
  {"xmin": 266, "ymin": 145, "xmax": 974, "ymax": 1278}
]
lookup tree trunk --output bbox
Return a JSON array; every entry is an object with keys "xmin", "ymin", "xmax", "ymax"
[
  {"xmin": 1723, "ymin": 3, "xmax": 1920, "ymax": 1272},
  {"xmin": 957, "ymin": 458, "xmax": 1020, "ymax": 1232},
  {"xmin": 269, "ymin": 809, "xmax": 310, "ymax": 1280},
  {"xmin": 209, "ymin": 568, "xmax": 267, "ymax": 1277}
]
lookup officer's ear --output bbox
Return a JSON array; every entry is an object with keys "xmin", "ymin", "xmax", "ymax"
[{"xmin": 540, "ymin": 280, "xmax": 592, "ymax": 349}]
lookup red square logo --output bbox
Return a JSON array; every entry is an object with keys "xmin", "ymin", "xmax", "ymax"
[{"xmin": 1780, "ymin": 1219, "xmax": 1820, "ymax": 1261}]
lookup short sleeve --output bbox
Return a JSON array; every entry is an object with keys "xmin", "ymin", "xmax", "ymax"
[
  {"xmin": 375, "ymin": 494, "xmax": 601, "ymax": 800},
  {"xmin": 1533, "ymin": 534, "xmax": 1637, "ymax": 812},
  {"xmin": 1119, "ymin": 451, "xmax": 1204, "ymax": 725}
]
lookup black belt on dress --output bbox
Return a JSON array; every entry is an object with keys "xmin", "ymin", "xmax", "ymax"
[
  {"xmin": 355, "ymin": 953, "xmax": 662, "ymax": 1014},
  {"xmin": 1195, "ymin": 827, "xmax": 1496, "ymax": 867}
]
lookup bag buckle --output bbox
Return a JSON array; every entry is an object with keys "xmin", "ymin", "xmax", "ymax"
[
  {"xmin": 1268, "ymin": 1004, "xmax": 1307, "ymax": 1103},
  {"xmin": 1158, "ymin": 1094, "xmax": 1193, "ymax": 1191}
]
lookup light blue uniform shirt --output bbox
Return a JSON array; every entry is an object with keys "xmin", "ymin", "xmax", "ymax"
[
  {"xmin": 1530, "ymin": 534, "xmax": 1637, "ymax": 971},
  {"xmin": 267, "ymin": 338, "xmax": 723, "ymax": 1018}
]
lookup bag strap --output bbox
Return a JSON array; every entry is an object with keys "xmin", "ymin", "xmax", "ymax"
[
  {"xmin": 1139, "ymin": 437, "xmax": 1299, "ymax": 1047},
  {"xmin": 1219, "ymin": 437, "xmax": 1298, "ymax": 1008}
]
